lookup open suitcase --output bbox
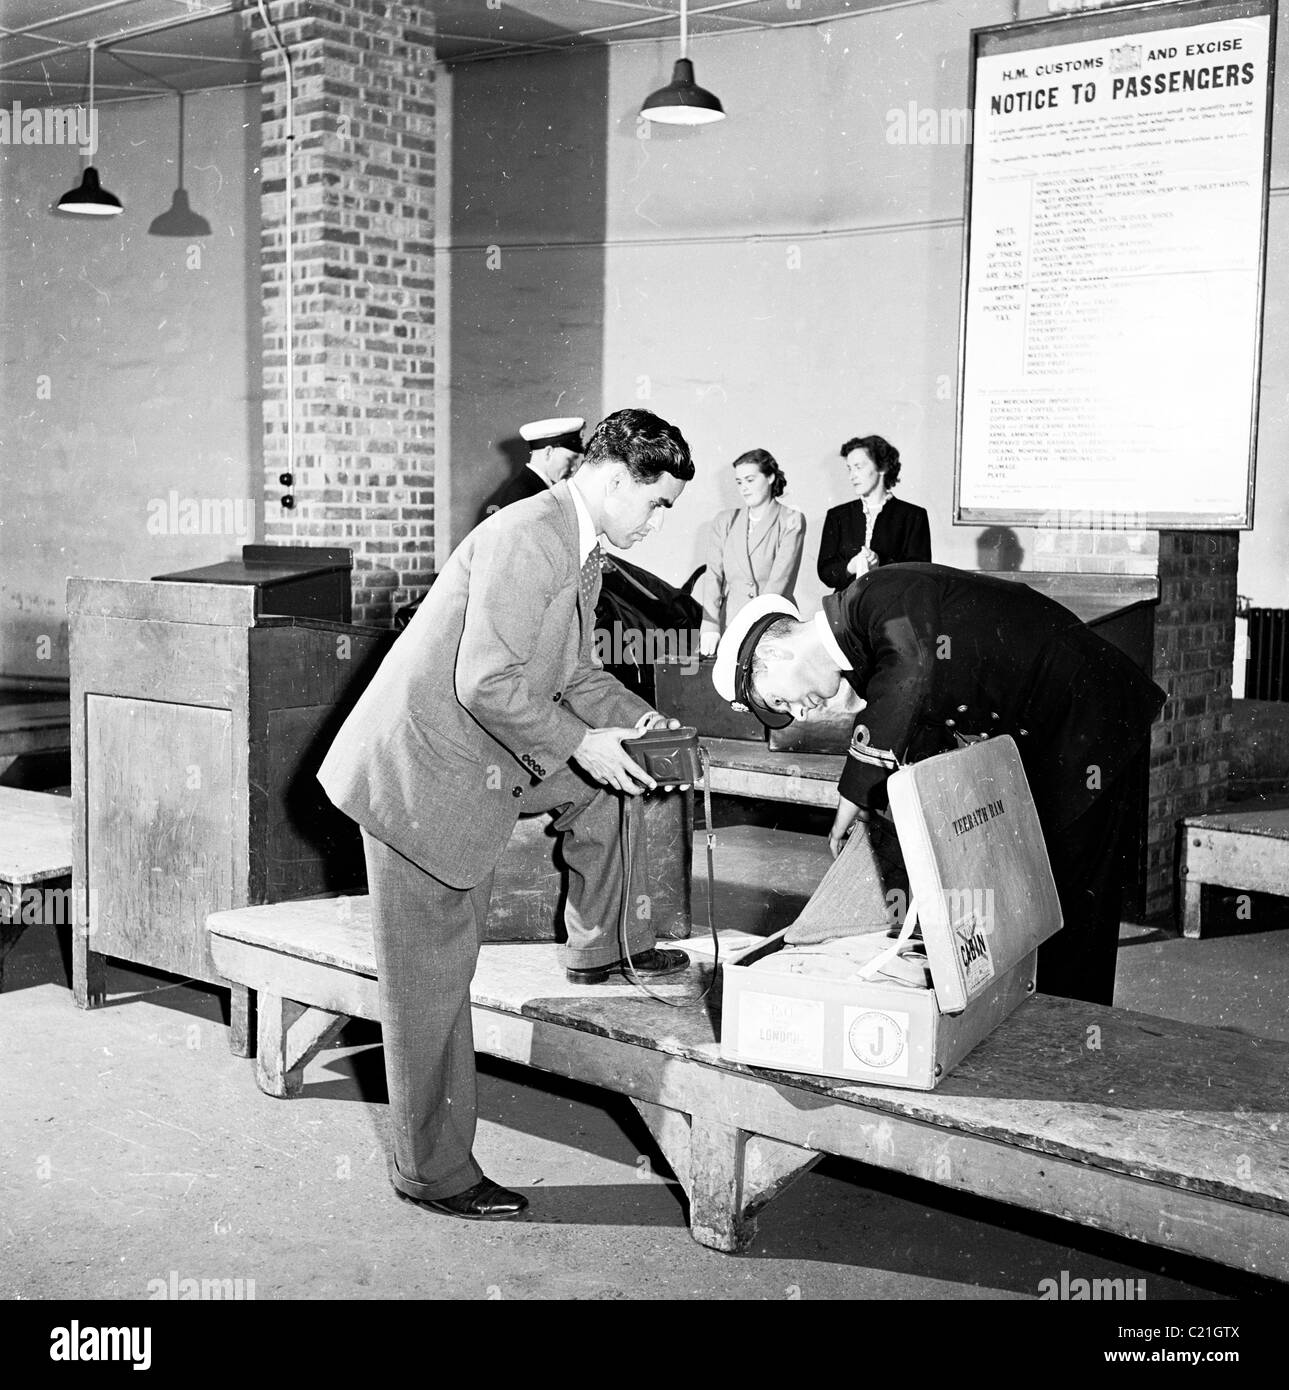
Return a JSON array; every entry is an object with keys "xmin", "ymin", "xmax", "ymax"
[{"xmin": 720, "ymin": 736, "xmax": 1062, "ymax": 1090}]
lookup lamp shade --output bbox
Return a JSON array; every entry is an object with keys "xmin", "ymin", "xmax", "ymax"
[
  {"xmin": 641, "ymin": 58, "xmax": 725, "ymax": 125},
  {"xmin": 149, "ymin": 187, "xmax": 211, "ymax": 237},
  {"xmin": 55, "ymin": 166, "xmax": 123, "ymax": 216}
]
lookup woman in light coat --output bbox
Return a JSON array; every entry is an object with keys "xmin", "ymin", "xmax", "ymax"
[{"xmin": 699, "ymin": 449, "xmax": 806, "ymax": 657}]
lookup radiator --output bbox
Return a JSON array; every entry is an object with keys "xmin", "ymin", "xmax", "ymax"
[{"xmin": 1245, "ymin": 608, "xmax": 1289, "ymax": 701}]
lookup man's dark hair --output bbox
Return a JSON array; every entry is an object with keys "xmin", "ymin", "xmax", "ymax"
[
  {"xmin": 584, "ymin": 409, "xmax": 695, "ymax": 483},
  {"xmin": 841, "ymin": 434, "xmax": 902, "ymax": 488}
]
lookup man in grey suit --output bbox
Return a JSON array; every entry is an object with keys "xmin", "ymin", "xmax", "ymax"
[{"xmin": 318, "ymin": 409, "xmax": 695, "ymax": 1221}]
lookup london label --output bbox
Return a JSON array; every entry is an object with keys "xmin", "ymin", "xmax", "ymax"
[{"xmin": 736, "ymin": 992, "xmax": 825, "ymax": 1070}]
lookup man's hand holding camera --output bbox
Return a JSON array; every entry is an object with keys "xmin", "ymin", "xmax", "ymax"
[{"xmin": 572, "ymin": 714, "xmax": 690, "ymax": 794}]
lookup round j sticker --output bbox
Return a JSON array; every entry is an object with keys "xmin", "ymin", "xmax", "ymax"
[{"xmin": 846, "ymin": 1010, "xmax": 907, "ymax": 1071}]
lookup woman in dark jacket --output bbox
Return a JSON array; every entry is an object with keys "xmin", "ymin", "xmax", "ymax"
[{"xmin": 816, "ymin": 435, "xmax": 931, "ymax": 592}]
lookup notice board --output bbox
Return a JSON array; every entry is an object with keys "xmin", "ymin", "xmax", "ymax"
[{"xmin": 955, "ymin": 0, "xmax": 1276, "ymax": 529}]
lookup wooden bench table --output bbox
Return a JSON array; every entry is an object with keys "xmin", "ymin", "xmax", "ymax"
[
  {"xmin": 701, "ymin": 738, "xmax": 843, "ymax": 809},
  {"xmin": 207, "ymin": 830, "xmax": 1289, "ymax": 1277},
  {"xmin": 1179, "ymin": 804, "xmax": 1289, "ymax": 938},
  {"xmin": 0, "ymin": 786, "xmax": 73, "ymax": 989}
]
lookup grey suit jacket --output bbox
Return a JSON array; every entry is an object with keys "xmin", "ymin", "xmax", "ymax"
[{"xmin": 317, "ymin": 483, "xmax": 653, "ymax": 888}]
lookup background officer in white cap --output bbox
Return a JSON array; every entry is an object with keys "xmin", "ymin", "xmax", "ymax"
[
  {"xmin": 712, "ymin": 564, "xmax": 1165, "ymax": 1007},
  {"xmin": 490, "ymin": 416, "xmax": 586, "ymax": 512}
]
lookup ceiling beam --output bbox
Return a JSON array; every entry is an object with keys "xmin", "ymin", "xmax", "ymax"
[
  {"xmin": 104, "ymin": 46, "xmax": 253, "ymax": 67},
  {"xmin": 0, "ymin": 3, "xmax": 235, "ymax": 77},
  {"xmin": 0, "ymin": 0, "xmax": 165, "ymax": 41}
]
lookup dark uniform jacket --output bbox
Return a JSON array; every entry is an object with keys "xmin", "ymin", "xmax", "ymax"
[
  {"xmin": 825, "ymin": 564, "xmax": 1165, "ymax": 832},
  {"xmin": 490, "ymin": 465, "xmax": 549, "ymax": 513},
  {"xmin": 817, "ymin": 494, "xmax": 932, "ymax": 592}
]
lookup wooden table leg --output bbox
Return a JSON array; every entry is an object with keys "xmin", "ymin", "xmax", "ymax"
[
  {"xmin": 632, "ymin": 1100, "xmax": 823, "ymax": 1254},
  {"xmin": 1181, "ymin": 871, "xmax": 1204, "ymax": 939},
  {"xmin": 229, "ymin": 983, "xmax": 255, "ymax": 1059},
  {"xmin": 72, "ymin": 911, "xmax": 106, "ymax": 1008},
  {"xmin": 688, "ymin": 1116, "xmax": 752, "ymax": 1252},
  {"xmin": 0, "ymin": 917, "xmax": 28, "ymax": 992},
  {"xmin": 1, "ymin": 881, "xmax": 23, "ymax": 991},
  {"xmin": 256, "ymin": 993, "xmax": 301, "ymax": 1098},
  {"xmin": 255, "ymin": 991, "xmax": 348, "ymax": 1099}
]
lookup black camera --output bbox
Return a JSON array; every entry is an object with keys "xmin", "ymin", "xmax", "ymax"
[{"xmin": 621, "ymin": 725, "xmax": 702, "ymax": 786}]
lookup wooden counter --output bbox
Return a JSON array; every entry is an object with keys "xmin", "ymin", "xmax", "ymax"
[{"xmin": 68, "ymin": 577, "xmax": 393, "ymax": 1049}]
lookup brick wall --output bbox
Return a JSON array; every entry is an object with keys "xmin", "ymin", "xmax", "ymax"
[
  {"xmin": 1144, "ymin": 531, "xmax": 1238, "ymax": 917},
  {"xmin": 247, "ymin": 0, "xmax": 436, "ymax": 625}
]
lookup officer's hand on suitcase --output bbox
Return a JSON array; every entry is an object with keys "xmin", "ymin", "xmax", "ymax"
[
  {"xmin": 573, "ymin": 727, "xmax": 657, "ymax": 795},
  {"xmin": 828, "ymin": 795, "xmax": 866, "ymax": 859}
]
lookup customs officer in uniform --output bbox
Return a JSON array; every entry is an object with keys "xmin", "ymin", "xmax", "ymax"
[{"xmin": 713, "ymin": 563, "xmax": 1166, "ymax": 1007}]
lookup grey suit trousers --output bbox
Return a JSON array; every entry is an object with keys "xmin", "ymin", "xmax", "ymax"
[{"xmin": 361, "ymin": 767, "xmax": 655, "ymax": 1200}]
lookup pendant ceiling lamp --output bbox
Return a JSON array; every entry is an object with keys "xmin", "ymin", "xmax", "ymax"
[
  {"xmin": 641, "ymin": 0, "xmax": 725, "ymax": 126},
  {"xmin": 56, "ymin": 43, "xmax": 122, "ymax": 216}
]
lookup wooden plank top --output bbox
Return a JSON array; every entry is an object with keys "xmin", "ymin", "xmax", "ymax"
[
  {"xmin": 0, "ymin": 701, "xmax": 71, "ymax": 756},
  {"xmin": 208, "ymin": 825, "xmax": 835, "ymax": 966},
  {"xmin": 208, "ymin": 821, "xmax": 1289, "ymax": 1218},
  {"xmin": 702, "ymin": 738, "xmax": 845, "ymax": 782},
  {"xmin": 0, "ymin": 787, "xmax": 73, "ymax": 884},
  {"xmin": 66, "ymin": 576, "xmax": 259, "ymax": 628},
  {"xmin": 1183, "ymin": 807, "xmax": 1289, "ymax": 840},
  {"xmin": 514, "ymin": 986, "xmax": 1289, "ymax": 1218}
]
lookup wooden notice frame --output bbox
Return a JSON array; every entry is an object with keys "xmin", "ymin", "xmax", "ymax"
[{"xmin": 954, "ymin": 0, "xmax": 1276, "ymax": 530}]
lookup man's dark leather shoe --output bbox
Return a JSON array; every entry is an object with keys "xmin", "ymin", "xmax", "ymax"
[
  {"xmin": 566, "ymin": 946, "xmax": 690, "ymax": 986},
  {"xmin": 396, "ymin": 1177, "xmax": 528, "ymax": 1221}
]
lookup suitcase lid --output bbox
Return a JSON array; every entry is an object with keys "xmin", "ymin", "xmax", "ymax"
[{"xmin": 886, "ymin": 736, "xmax": 1062, "ymax": 1014}]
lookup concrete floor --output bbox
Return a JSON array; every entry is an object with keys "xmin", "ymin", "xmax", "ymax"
[{"xmin": 2, "ymin": 881, "xmax": 1285, "ymax": 1304}]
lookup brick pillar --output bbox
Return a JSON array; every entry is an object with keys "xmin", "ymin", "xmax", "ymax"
[
  {"xmin": 248, "ymin": 1, "xmax": 436, "ymax": 624},
  {"xmin": 1145, "ymin": 532, "xmax": 1239, "ymax": 918}
]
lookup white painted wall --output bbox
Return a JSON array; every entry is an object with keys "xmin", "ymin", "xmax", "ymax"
[
  {"xmin": 447, "ymin": 0, "xmax": 1289, "ymax": 613},
  {"xmin": 0, "ymin": 87, "xmax": 262, "ymax": 677}
]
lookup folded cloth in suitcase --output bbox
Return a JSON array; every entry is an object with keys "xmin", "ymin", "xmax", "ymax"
[
  {"xmin": 749, "ymin": 934, "xmax": 931, "ymax": 989},
  {"xmin": 784, "ymin": 814, "xmax": 909, "ymax": 944}
]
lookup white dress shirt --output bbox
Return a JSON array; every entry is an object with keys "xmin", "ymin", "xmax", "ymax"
[{"xmin": 566, "ymin": 476, "xmax": 599, "ymax": 567}]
